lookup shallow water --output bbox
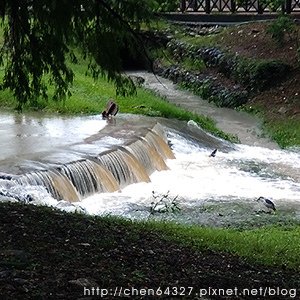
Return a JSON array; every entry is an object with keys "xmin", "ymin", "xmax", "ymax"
[
  {"xmin": 0, "ymin": 112, "xmax": 106, "ymax": 172},
  {"xmin": 129, "ymin": 71, "xmax": 278, "ymax": 149}
]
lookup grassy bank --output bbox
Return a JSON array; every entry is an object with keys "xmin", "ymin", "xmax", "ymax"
[
  {"xmin": 263, "ymin": 118, "xmax": 300, "ymax": 148},
  {"xmin": 1, "ymin": 201, "xmax": 299, "ymax": 299},
  {"xmin": 2, "ymin": 200, "xmax": 300, "ymax": 269},
  {"xmin": 148, "ymin": 221, "xmax": 300, "ymax": 268}
]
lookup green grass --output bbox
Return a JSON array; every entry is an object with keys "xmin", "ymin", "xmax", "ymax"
[
  {"xmin": 181, "ymin": 56, "xmax": 206, "ymax": 71},
  {"xmin": 263, "ymin": 118, "xmax": 300, "ymax": 148},
  {"xmin": 144, "ymin": 221, "xmax": 300, "ymax": 268},
  {"xmin": 145, "ymin": 18, "xmax": 175, "ymax": 32},
  {"xmin": 2, "ymin": 200, "xmax": 300, "ymax": 300},
  {"xmin": 147, "ymin": 18, "xmax": 223, "ymax": 47},
  {"xmin": 240, "ymin": 104, "xmax": 300, "ymax": 148},
  {"xmin": 157, "ymin": 50, "xmax": 206, "ymax": 72}
]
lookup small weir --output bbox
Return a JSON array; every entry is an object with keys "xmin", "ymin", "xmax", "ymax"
[
  {"xmin": 1, "ymin": 112, "xmax": 299, "ymax": 227},
  {"xmin": 0, "ymin": 123, "xmax": 174, "ymax": 203},
  {"xmin": 97, "ymin": 148, "xmax": 151, "ymax": 187}
]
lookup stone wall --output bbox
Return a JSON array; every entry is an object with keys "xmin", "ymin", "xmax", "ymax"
[{"xmin": 153, "ymin": 37, "xmax": 291, "ymax": 108}]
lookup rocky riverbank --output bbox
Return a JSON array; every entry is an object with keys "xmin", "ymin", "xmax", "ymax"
[{"xmin": 149, "ymin": 19, "xmax": 300, "ymax": 147}]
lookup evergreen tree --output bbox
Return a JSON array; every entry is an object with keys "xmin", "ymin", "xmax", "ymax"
[{"xmin": 0, "ymin": 0, "xmax": 158, "ymax": 110}]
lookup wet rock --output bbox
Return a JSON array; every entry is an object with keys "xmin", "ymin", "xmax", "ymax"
[
  {"xmin": 0, "ymin": 172, "xmax": 14, "ymax": 180},
  {"xmin": 0, "ymin": 189, "xmax": 35, "ymax": 204},
  {"xmin": 164, "ymin": 37, "xmax": 289, "ymax": 92},
  {"xmin": 154, "ymin": 60, "xmax": 248, "ymax": 108}
]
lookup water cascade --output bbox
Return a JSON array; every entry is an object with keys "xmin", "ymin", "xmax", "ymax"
[
  {"xmin": 16, "ymin": 170, "xmax": 81, "ymax": 202},
  {"xmin": 96, "ymin": 148, "xmax": 151, "ymax": 187},
  {"xmin": 1, "ymin": 111, "xmax": 299, "ymax": 226},
  {"xmin": 0, "ymin": 123, "xmax": 174, "ymax": 203},
  {"xmin": 59, "ymin": 159, "xmax": 119, "ymax": 199}
]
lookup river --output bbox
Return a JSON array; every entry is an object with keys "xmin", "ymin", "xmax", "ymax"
[{"xmin": 0, "ymin": 74, "xmax": 299, "ymax": 227}]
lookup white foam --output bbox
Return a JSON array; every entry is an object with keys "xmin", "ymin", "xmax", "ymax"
[
  {"xmin": 76, "ymin": 134, "xmax": 300, "ymax": 216},
  {"xmin": 2, "ymin": 128, "xmax": 299, "ymax": 217}
]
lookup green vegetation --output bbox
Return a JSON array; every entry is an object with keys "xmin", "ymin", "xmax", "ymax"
[
  {"xmin": 179, "ymin": 77, "xmax": 248, "ymax": 108},
  {"xmin": 267, "ymin": 14, "xmax": 296, "ymax": 46},
  {"xmin": 162, "ymin": 32, "xmax": 291, "ymax": 93},
  {"xmin": 239, "ymin": 104, "xmax": 300, "ymax": 147},
  {"xmin": 147, "ymin": 221, "xmax": 300, "ymax": 268},
  {"xmin": 233, "ymin": 58, "xmax": 290, "ymax": 91},
  {"xmin": 161, "ymin": 54, "xmax": 206, "ymax": 72},
  {"xmin": 154, "ymin": 0, "xmax": 178, "ymax": 12},
  {"xmin": 0, "ymin": 1, "xmax": 161, "ymax": 108},
  {"xmin": 263, "ymin": 118, "xmax": 300, "ymax": 148},
  {"xmin": 3, "ymin": 201, "xmax": 299, "ymax": 298},
  {"xmin": 149, "ymin": 19, "xmax": 300, "ymax": 148},
  {"xmin": 176, "ymin": 31, "xmax": 220, "ymax": 47},
  {"xmin": 1, "ymin": 11, "xmax": 300, "ymax": 299},
  {"xmin": 2, "ymin": 201, "xmax": 300, "ymax": 270}
]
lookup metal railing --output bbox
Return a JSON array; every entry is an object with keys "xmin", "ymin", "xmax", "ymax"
[{"xmin": 179, "ymin": 0, "xmax": 300, "ymax": 14}]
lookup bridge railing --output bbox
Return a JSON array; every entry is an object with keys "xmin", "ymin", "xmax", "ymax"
[{"xmin": 179, "ymin": 0, "xmax": 300, "ymax": 14}]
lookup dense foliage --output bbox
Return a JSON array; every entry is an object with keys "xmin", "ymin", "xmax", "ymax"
[
  {"xmin": 0, "ymin": 0, "xmax": 160, "ymax": 110},
  {"xmin": 155, "ymin": 0, "xmax": 178, "ymax": 12},
  {"xmin": 267, "ymin": 15, "xmax": 296, "ymax": 46}
]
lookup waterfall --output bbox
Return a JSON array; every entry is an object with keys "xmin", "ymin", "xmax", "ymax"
[
  {"xmin": 5, "ymin": 123, "xmax": 174, "ymax": 202},
  {"xmin": 16, "ymin": 170, "xmax": 79, "ymax": 202},
  {"xmin": 59, "ymin": 159, "xmax": 119, "ymax": 199},
  {"xmin": 143, "ymin": 130, "xmax": 175, "ymax": 160},
  {"xmin": 96, "ymin": 148, "xmax": 151, "ymax": 187}
]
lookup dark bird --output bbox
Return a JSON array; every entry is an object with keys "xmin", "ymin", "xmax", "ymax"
[
  {"xmin": 102, "ymin": 99, "xmax": 119, "ymax": 119},
  {"xmin": 257, "ymin": 196, "xmax": 276, "ymax": 211},
  {"xmin": 209, "ymin": 149, "xmax": 218, "ymax": 157}
]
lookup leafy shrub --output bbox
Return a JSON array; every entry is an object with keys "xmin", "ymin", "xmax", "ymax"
[
  {"xmin": 180, "ymin": 77, "xmax": 248, "ymax": 108},
  {"xmin": 149, "ymin": 191, "xmax": 180, "ymax": 215},
  {"xmin": 234, "ymin": 59, "xmax": 290, "ymax": 91},
  {"xmin": 267, "ymin": 15, "xmax": 296, "ymax": 46}
]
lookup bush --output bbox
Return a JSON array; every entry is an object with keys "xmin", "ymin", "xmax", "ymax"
[
  {"xmin": 267, "ymin": 15, "xmax": 296, "ymax": 46},
  {"xmin": 179, "ymin": 74, "xmax": 248, "ymax": 108},
  {"xmin": 234, "ymin": 59, "xmax": 290, "ymax": 91}
]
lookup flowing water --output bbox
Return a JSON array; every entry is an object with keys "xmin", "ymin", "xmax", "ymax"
[
  {"xmin": 0, "ymin": 80, "xmax": 299, "ymax": 227},
  {"xmin": 129, "ymin": 71, "xmax": 279, "ymax": 149},
  {"xmin": 75, "ymin": 121, "xmax": 300, "ymax": 227}
]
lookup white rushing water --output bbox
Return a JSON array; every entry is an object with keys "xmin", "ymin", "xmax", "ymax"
[
  {"xmin": 7, "ymin": 123, "xmax": 297, "ymax": 223},
  {"xmin": 74, "ymin": 129, "xmax": 300, "ymax": 218},
  {"xmin": 0, "ymin": 105, "xmax": 300, "ymax": 223}
]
